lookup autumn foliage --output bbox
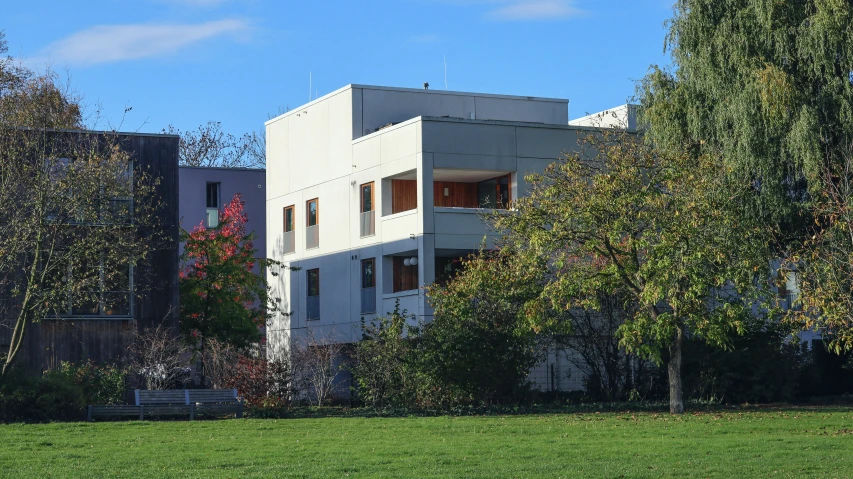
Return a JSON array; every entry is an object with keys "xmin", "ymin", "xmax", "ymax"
[{"xmin": 180, "ymin": 194, "xmax": 281, "ymax": 350}]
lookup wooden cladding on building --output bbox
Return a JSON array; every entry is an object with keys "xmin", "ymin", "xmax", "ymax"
[
  {"xmin": 391, "ymin": 179, "xmax": 417, "ymax": 214},
  {"xmin": 392, "ymin": 257, "xmax": 419, "ymax": 293},
  {"xmin": 433, "ymin": 181, "xmax": 478, "ymax": 208}
]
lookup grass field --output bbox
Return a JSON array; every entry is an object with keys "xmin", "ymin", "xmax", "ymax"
[{"xmin": 1, "ymin": 408, "xmax": 852, "ymax": 478}]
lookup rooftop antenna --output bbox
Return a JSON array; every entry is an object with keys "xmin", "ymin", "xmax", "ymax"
[
  {"xmin": 444, "ymin": 55, "xmax": 447, "ymax": 90},
  {"xmin": 309, "ymin": 71, "xmax": 312, "ymax": 102},
  {"xmin": 423, "ymin": 82, "xmax": 429, "ymax": 90}
]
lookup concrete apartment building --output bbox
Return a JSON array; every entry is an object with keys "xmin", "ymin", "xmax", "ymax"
[{"xmin": 264, "ymin": 84, "xmax": 606, "ymax": 390}]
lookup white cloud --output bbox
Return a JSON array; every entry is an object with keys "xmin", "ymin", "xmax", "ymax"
[
  {"xmin": 35, "ymin": 20, "xmax": 249, "ymax": 67},
  {"xmin": 488, "ymin": 0, "xmax": 582, "ymax": 20},
  {"xmin": 437, "ymin": 0, "xmax": 584, "ymax": 21}
]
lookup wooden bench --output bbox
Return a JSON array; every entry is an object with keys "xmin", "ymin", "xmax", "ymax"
[{"xmin": 87, "ymin": 389, "xmax": 242, "ymax": 421}]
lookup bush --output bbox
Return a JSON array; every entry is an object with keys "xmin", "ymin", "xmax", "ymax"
[
  {"xmin": 0, "ymin": 368, "xmax": 86, "ymax": 422},
  {"xmin": 350, "ymin": 302, "xmax": 417, "ymax": 410},
  {"xmin": 47, "ymin": 361, "xmax": 127, "ymax": 405}
]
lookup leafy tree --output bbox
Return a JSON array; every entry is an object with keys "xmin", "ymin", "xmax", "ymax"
[
  {"xmin": 165, "ymin": 121, "xmax": 264, "ymax": 168},
  {"xmin": 638, "ymin": 0, "xmax": 853, "ymax": 225},
  {"xmin": 488, "ymin": 131, "xmax": 773, "ymax": 413},
  {"xmin": 0, "ymin": 32, "xmax": 163, "ymax": 376},
  {"xmin": 179, "ymin": 194, "xmax": 284, "ymax": 350},
  {"xmin": 638, "ymin": 1, "xmax": 853, "ymax": 351}
]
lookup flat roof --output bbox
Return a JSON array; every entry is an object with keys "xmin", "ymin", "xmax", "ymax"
[
  {"xmin": 266, "ymin": 84, "xmax": 570, "ymax": 125},
  {"xmin": 179, "ymin": 165, "xmax": 265, "ymax": 172},
  {"xmin": 352, "ymin": 115, "xmax": 596, "ymax": 145}
]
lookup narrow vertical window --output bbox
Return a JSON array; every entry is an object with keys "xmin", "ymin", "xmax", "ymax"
[
  {"xmin": 360, "ymin": 258, "xmax": 376, "ymax": 314},
  {"xmin": 306, "ymin": 268, "xmax": 320, "ymax": 320},
  {"xmin": 306, "ymin": 199, "xmax": 319, "ymax": 249},
  {"xmin": 283, "ymin": 205, "xmax": 295, "ymax": 254},
  {"xmin": 360, "ymin": 182, "xmax": 375, "ymax": 237},
  {"xmin": 206, "ymin": 182, "xmax": 221, "ymax": 228},
  {"xmin": 307, "ymin": 199, "xmax": 318, "ymax": 226}
]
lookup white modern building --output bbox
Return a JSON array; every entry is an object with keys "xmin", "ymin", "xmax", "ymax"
[{"xmin": 265, "ymin": 84, "xmax": 608, "ymax": 390}]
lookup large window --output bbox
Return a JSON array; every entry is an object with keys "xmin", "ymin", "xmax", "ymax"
[
  {"xmin": 307, "ymin": 268, "xmax": 320, "ymax": 320},
  {"xmin": 477, "ymin": 174, "xmax": 510, "ymax": 208},
  {"xmin": 282, "ymin": 205, "xmax": 295, "ymax": 254},
  {"xmin": 206, "ymin": 182, "xmax": 221, "ymax": 228},
  {"xmin": 55, "ymin": 260, "xmax": 132, "ymax": 318}
]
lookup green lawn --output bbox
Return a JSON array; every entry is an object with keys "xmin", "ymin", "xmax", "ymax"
[{"xmin": 1, "ymin": 408, "xmax": 852, "ymax": 478}]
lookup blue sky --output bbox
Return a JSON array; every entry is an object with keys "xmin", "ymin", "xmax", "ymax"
[{"xmin": 3, "ymin": 0, "xmax": 674, "ymax": 137}]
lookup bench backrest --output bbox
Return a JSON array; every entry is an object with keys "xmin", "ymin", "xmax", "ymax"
[
  {"xmin": 187, "ymin": 389, "xmax": 239, "ymax": 404},
  {"xmin": 135, "ymin": 389, "xmax": 188, "ymax": 406}
]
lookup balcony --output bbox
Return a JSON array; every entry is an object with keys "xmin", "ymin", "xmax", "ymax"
[
  {"xmin": 282, "ymin": 230, "xmax": 295, "ymax": 255},
  {"xmin": 433, "ymin": 170, "xmax": 511, "ymax": 209},
  {"xmin": 306, "ymin": 225, "xmax": 319, "ymax": 249},
  {"xmin": 360, "ymin": 287, "xmax": 377, "ymax": 314},
  {"xmin": 360, "ymin": 210, "xmax": 375, "ymax": 238},
  {"xmin": 307, "ymin": 295, "xmax": 320, "ymax": 320}
]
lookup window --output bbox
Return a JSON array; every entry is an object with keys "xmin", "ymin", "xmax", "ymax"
[
  {"xmin": 361, "ymin": 258, "xmax": 376, "ymax": 314},
  {"xmin": 306, "ymin": 199, "xmax": 319, "ymax": 249},
  {"xmin": 283, "ymin": 206, "xmax": 294, "ymax": 232},
  {"xmin": 54, "ymin": 260, "xmax": 132, "ymax": 318},
  {"xmin": 282, "ymin": 205, "xmax": 295, "ymax": 254},
  {"xmin": 436, "ymin": 257, "xmax": 464, "ymax": 285},
  {"xmin": 361, "ymin": 258, "xmax": 375, "ymax": 288},
  {"xmin": 206, "ymin": 182, "xmax": 221, "ymax": 228},
  {"xmin": 477, "ymin": 174, "xmax": 511, "ymax": 208},
  {"xmin": 306, "ymin": 198, "xmax": 319, "ymax": 226},
  {"xmin": 360, "ymin": 183, "xmax": 375, "ymax": 237},
  {"xmin": 306, "ymin": 268, "xmax": 320, "ymax": 320},
  {"xmin": 206, "ymin": 182, "xmax": 221, "ymax": 209},
  {"xmin": 360, "ymin": 182, "xmax": 374, "ymax": 213}
]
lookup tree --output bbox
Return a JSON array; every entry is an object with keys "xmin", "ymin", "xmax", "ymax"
[
  {"xmin": 165, "ymin": 121, "xmax": 264, "ymax": 168},
  {"xmin": 0, "ymin": 32, "xmax": 163, "ymax": 376},
  {"xmin": 638, "ymin": 1, "xmax": 853, "ymax": 352},
  {"xmin": 129, "ymin": 323, "xmax": 191, "ymax": 390},
  {"xmin": 488, "ymin": 131, "xmax": 773, "ymax": 413},
  {"xmin": 638, "ymin": 0, "xmax": 853, "ymax": 227},
  {"xmin": 179, "ymin": 194, "xmax": 284, "ymax": 351}
]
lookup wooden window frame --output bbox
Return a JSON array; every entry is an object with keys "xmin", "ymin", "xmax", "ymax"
[
  {"xmin": 306, "ymin": 198, "xmax": 319, "ymax": 227},
  {"xmin": 283, "ymin": 205, "xmax": 295, "ymax": 233},
  {"xmin": 360, "ymin": 182, "xmax": 374, "ymax": 213}
]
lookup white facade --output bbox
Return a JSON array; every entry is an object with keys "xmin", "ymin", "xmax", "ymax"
[
  {"xmin": 569, "ymin": 104, "xmax": 639, "ymax": 131},
  {"xmin": 265, "ymin": 85, "xmax": 595, "ymax": 390}
]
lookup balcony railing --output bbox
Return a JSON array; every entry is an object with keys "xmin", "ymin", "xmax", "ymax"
[
  {"xmin": 306, "ymin": 225, "xmax": 319, "ymax": 249},
  {"xmin": 307, "ymin": 295, "xmax": 320, "ymax": 320},
  {"xmin": 360, "ymin": 210, "xmax": 375, "ymax": 237},
  {"xmin": 360, "ymin": 287, "xmax": 376, "ymax": 314},
  {"xmin": 206, "ymin": 208, "xmax": 219, "ymax": 228},
  {"xmin": 282, "ymin": 230, "xmax": 295, "ymax": 255}
]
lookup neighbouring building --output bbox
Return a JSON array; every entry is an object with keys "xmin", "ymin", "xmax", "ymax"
[
  {"xmin": 178, "ymin": 166, "xmax": 266, "ymax": 263},
  {"xmin": 0, "ymin": 130, "xmax": 180, "ymax": 371},
  {"xmin": 265, "ymin": 84, "xmax": 609, "ymax": 391}
]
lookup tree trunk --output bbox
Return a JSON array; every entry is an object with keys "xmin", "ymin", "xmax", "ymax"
[{"xmin": 667, "ymin": 323, "xmax": 684, "ymax": 414}]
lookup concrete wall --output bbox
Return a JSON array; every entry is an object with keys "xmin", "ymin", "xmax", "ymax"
[
  {"xmin": 178, "ymin": 167, "xmax": 266, "ymax": 263},
  {"xmin": 569, "ymin": 104, "xmax": 638, "ymax": 132}
]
